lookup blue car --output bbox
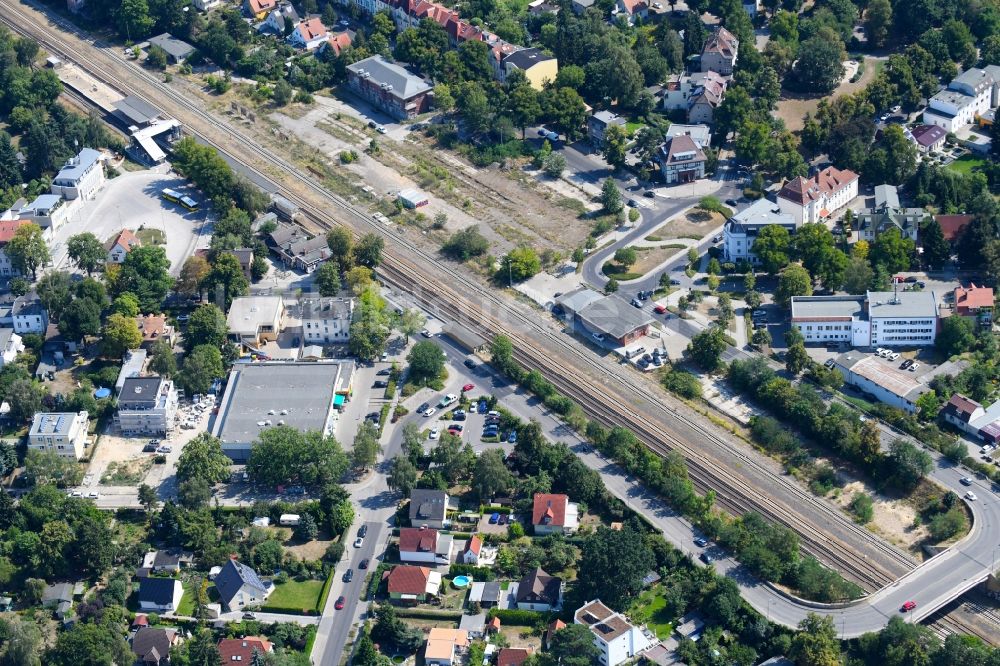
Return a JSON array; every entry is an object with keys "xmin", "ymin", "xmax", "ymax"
[
  {"xmin": 489, "ymin": 512, "xmax": 500, "ymax": 524},
  {"xmin": 478, "ymin": 401, "xmax": 488, "ymax": 414},
  {"xmin": 508, "ymin": 431, "xmax": 517, "ymax": 443}
]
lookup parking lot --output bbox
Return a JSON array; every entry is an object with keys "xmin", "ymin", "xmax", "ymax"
[{"xmin": 49, "ymin": 167, "xmax": 212, "ymax": 276}]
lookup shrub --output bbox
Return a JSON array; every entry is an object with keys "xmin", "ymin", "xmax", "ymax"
[
  {"xmin": 448, "ymin": 564, "xmax": 496, "ymax": 580},
  {"xmin": 849, "ymin": 493, "xmax": 874, "ymax": 523}
]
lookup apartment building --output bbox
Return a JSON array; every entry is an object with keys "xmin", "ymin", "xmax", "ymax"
[
  {"xmin": 662, "ymin": 71, "xmax": 727, "ymax": 124},
  {"xmin": 50, "ymin": 148, "xmax": 105, "ymax": 201},
  {"xmin": 588, "ymin": 111, "xmax": 626, "ymax": 148},
  {"xmin": 723, "ymin": 198, "xmax": 798, "ymax": 264},
  {"xmin": 575, "ymin": 599, "xmax": 654, "ymax": 666},
  {"xmin": 923, "ymin": 66, "xmax": 1000, "ymax": 133},
  {"xmin": 346, "ymin": 56, "xmax": 433, "ymax": 120},
  {"xmin": 776, "ymin": 166, "xmax": 859, "ymax": 225},
  {"xmin": 700, "ymin": 26, "xmax": 738, "ymax": 75},
  {"xmin": 116, "ymin": 376, "xmax": 179, "ymax": 436},
  {"xmin": 300, "ymin": 297, "xmax": 353, "ymax": 345},
  {"xmin": 856, "ymin": 185, "xmax": 924, "ymax": 243},
  {"xmin": 29, "ymin": 411, "xmax": 89, "ymax": 460}
]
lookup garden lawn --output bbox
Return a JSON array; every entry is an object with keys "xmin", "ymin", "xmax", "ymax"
[
  {"xmin": 946, "ymin": 155, "xmax": 987, "ymax": 175},
  {"xmin": 629, "ymin": 587, "xmax": 674, "ymax": 639},
  {"xmin": 263, "ymin": 579, "xmax": 326, "ymax": 614}
]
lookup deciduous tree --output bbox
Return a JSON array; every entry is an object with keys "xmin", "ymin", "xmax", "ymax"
[
  {"xmin": 7, "ymin": 224, "xmax": 49, "ymax": 280},
  {"xmin": 66, "ymin": 233, "xmax": 106, "ymax": 276},
  {"xmin": 101, "ymin": 312, "xmax": 143, "ymax": 358}
]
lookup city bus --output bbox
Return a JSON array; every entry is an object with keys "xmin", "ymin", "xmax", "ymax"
[{"xmin": 161, "ymin": 188, "xmax": 199, "ymax": 211}]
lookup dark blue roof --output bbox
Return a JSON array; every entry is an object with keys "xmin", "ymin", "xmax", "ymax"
[
  {"xmin": 214, "ymin": 559, "xmax": 268, "ymax": 606},
  {"xmin": 138, "ymin": 577, "xmax": 179, "ymax": 606}
]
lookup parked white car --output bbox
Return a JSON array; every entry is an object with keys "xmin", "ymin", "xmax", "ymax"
[{"xmin": 429, "ymin": 428, "xmax": 440, "ymax": 440}]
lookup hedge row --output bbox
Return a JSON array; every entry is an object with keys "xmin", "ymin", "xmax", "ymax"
[{"xmin": 448, "ymin": 564, "xmax": 495, "ymax": 580}]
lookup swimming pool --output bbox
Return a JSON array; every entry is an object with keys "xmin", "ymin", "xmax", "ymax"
[{"xmin": 452, "ymin": 575, "xmax": 472, "ymax": 588}]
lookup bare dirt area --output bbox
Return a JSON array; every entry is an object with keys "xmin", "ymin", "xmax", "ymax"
[
  {"xmin": 627, "ymin": 243, "xmax": 688, "ymax": 276},
  {"xmin": 660, "ymin": 210, "xmax": 725, "ymax": 240},
  {"xmin": 832, "ymin": 480, "xmax": 928, "ymax": 552},
  {"xmin": 283, "ymin": 535, "xmax": 335, "ymax": 561},
  {"xmin": 175, "ymin": 72, "xmax": 592, "ymax": 257},
  {"xmin": 774, "ymin": 58, "xmax": 885, "ymax": 132}
]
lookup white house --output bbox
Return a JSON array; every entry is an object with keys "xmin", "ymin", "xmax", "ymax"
[
  {"xmin": 137, "ymin": 577, "xmax": 184, "ymax": 613},
  {"xmin": 0, "ymin": 329, "xmax": 23, "ymax": 368},
  {"xmin": 789, "ymin": 290, "xmax": 938, "ymax": 348},
  {"xmin": 12, "ymin": 293, "xmax": 48, "ymax": 335},
  {"xmin": 214, "ymin": 558, "xmax": 273, "ymax": 611},
  {"xmin": 662, "ymin": 72, "xmax": 727, "ymax": 124},
  {"xmin": 0, "ymin": 220, "xmax": 31, "ymax": 276},
  {"xmin": 575, "ymin": 599, "xmax": 654, "ymax": 666},
  {"xmin": 259, "ymin": 2, "xmax": 298, "ymax": 33},
  {"xmin": 227, "ymin": 296, "xmax": 285, "ymax": 345},
  {"xmin": 776, "ymin": 166, "xmax": 859, "ymax": 225},
  {"xmin": 907, "ymin": 124, "xmax": 947, "ymax": 154},
  {"xmin": 288, "ymin": 17, "xmax": 329, "ymax": 50},
  {"xmin": 105, "ymin": 229, "xmax": 140, "ymax": 264},
  {"xmin": 664, "ymin": 124, "xmax": 712, "ymax": 149},
  {"xmin": 722, "ymin": 199, "xmax": 797, "ymax": 264},
  {"xmin": 461, "ymin": 535, "xmax": 483, "ymax": 565},
  {"xmin": 28, "ymin": 411, "xmax": 89, "ymax": 460},
  {"xmin": 923, "ymin": 66, "xmax": 1000, "ymax": 133},
  {"xmin": 50, "ymin": 148, "xmax": 105, "ymax": 200},
  {"xmin": 856, "ymin": 185, "xmax": 924, "ymax": 243},
  {"xmin": 532, "ymin": 493, "xmax": 579, "ymax": 535},
  {"xmin": 399, "ymin": 527, "xmax": 454, "ymax": 565},
  {"xmin": 700, "ymin": 26, "xmax": 738, "ymax": 75},
  {"xmin": 613, "ymin": 0, "xmax": 648, "ymax": 23},
  {"xmin": 300, "ymin": 297, "xmax": 353, "ymax": 345},
  {"xmin": 20, "ymin": 194, "xmax": 70, "ymax": 231},
  {"xmin": 193, "ymin": 0, "xmax": 222, "ymax": 9}
]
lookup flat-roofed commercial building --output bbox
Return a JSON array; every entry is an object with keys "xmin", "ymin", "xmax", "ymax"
[
  {"xmin": 211, "ymin": 361, "xmax": 354, "ymax": 460},
  {"xmin": 832, "ymin": 352, "xmax": 930, "ymax": 413},
  {"xmin": 791, "ymin": 291, "xmax": 938, "ymax": 348}
]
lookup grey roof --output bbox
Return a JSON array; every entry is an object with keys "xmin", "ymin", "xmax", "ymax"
[
  {"xmin": 214, "ymin": 559, "xmax": 268, "ymax": 607},
  {"xmin": 299, "ymin": 297, "xmax": 353, "ymax": 321},
  {"xmin": 665, "ymin": 123, "xmax": 712, "ymax": 147},
  {"xmin": 727, "ymin": 198, "xmax": 794, "ymax": 232},
  {"xmin": 26, "ymin": 194, "xmax": 61, "ymax": 211},
  {"xmin": 790, "ymin": 295, "xmax": 864, "ymax": 320},
  {"xmin": 460, "ymin": 612, "xmax": 486, "ymax": 633},
  {"xmin": 346, "ymin": 56, "xmax": 432, "ymax": 100},
  {"xmin": 29, "ymin": 412, "xmax": 81, "ymax": 437},
  {"xmin": 951, "ymin": 67, "xmax": 997, "ymax": 94},
  {"xmin": 114, "ymin": 95, "xmax": 163, "ymax": 126},
  {"xmin": 42, "ymin": 583, "xmax": 73, "ymax": 604},
  {"xmin": 12, "ymin": 293, "xmax": 45, "ymax": 318},
  {"xmin": 555, "ymin": 288, "xmax": 604, "ymax": 315},
  {"xmin": 578, "ymin": 296, "xmax": 655, "ymax": 339},
  {"xmin": 866, "ymin": 290, "xmax": 937, "ymax": 319},
  {"xmin": 118, "ymin": 376, "xmax": 164, "ymax": 409},
  {"xmin": 757, "ymin": 658, "xmax": 795, "ymax": 666},
  {"xmin": 227, "ymin": 296, "xmax": 284, "ymax": 337},
  {"xmin": 409, "ymin": 489, "xmax": 448, "ymax": 523},
  {"xmin": 132, "ymin": 627, "xmax": 176, "ymax": 661},
  {"xmin": 442, "ymin": 322, "xmax": 487, "ymax": 352},
  {"xmin": 930, "ymin": 89, "xmax": 976, "ymax": 110},
  {"xmin": 138, "ymin": 577, "xmax": 180, "ymax": 606},
  {"xmin": 834, "ymin": 351, "xmax": 929, "ymax": 402},
  {"xmin": 212, "ymin": 361, "xmax": 354, "ymax": 447},
  {"xmin": 503, "ymin": 47, "xmax": 556, "ymax": 70},
  {"xmin": 148, "ymin": 33, "xmax": 196, "ymax": 61},
  {"xmin": 516, "ymin": 567, "xmax": 561, "ymax": 606},
  {"xmin": 53, "ymin": 148, "xmax": 102, "ymax": 184},
  {"xmin": 116, "ymin": 349, "xmax": 148, "ymax": 392},
  {"xmin": 591, "ymin": 110, "xmax": 625, "ymax": 127},
  {"xmin": 874, "ymin": 184, "xmax": 899, "ymax": 209},
  {"xmin": 482, "ymin": 581, "xmax": 502, "ymax": 602}
]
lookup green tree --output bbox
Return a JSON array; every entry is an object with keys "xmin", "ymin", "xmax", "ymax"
[
  {"xmin": 541, "ymin": 87, "xmax": 588, "ymax": 139},
  {"xmin": 547, "ymin": 624, "xmax": 602, "ymax": 666},
  {"xmin": 397, "ymin": 309, "xmax": 426, "ymax": 341},
  {"xmin": 542, "ymin": 152, "xmax": 566, "ymax": 177},
  {"xmin": 887, "ymin": 439, "xmax": 933, "ymax": 490},
  {"xmin": 35, "ymin": 271, "xmax": 72, "ymax": 323},
  {"xmin": 602, "ymin": 125, "xmax": 628, "ymax": 169},
  {"xmin": 786, "ymin": 342, "xmax": 810, "ymax": 375},
  {"xmin": 174, "ymin": 628, "xmax": 223, "ymax": 666},
  {"xmin": 864, "ymin": 0, "xmax": 892, "ymax": 48},
  {"xmin": 471, "ymin": 448, "xmax": 513, "ymax": 501},
  {"xmin": 354, "ymin": 233, "xmax": 385, "ymax": 268},
  {"xmin": 177, "ymin": 256, "xmax": 210, "ymax": 296},
  {"xmin": 148, "ymin": 339, "xmax": 177, "ymax": 377},
  {"xmin": 790, "ymin": 614, "xmax": 841, "ymax": 666},
  {"xmin": 178, "ymin": 345, "xmax": 223, "ymax": 395},
  {"xmin": 326, "ymin": 227, "xmax": 354, "ymax": 268},
  {"xmin": 185, "ymin": 304, "xmax": 228, "ymax": 350},
  {"xmin": 352, "ymin": 421, "xmax": 382, "ymax": 470},
  {"xmin": 247, "ymin": 425, "xmax": 348, "ymax": 488},
  {"xmin": 577, "ymin": 525, "xmax": 655, "ymax": 610},
  {"xmin": 920, "ymin": 217, "xmax": 950, "ymax": 270},
  {"xmin": 775, "ymin": 264, "xmax": 813, "ymax": 307},
  {"xmin": 66, "ymin": 233, "xmax": 106, "ymax": 276},
  {"xmin": 498, "ymin": 247, "xmax": 542, "ymax": 283},
  {"xmin": 842, "ymin": 256, "xmax": 874, "ymax": 294},
  {"xmin": 137, "ymin": 483, "xmax": 159, "ymax": 512},
  {"xmin": 6, "ymin": 224, "xmax": 49, "ymax": 280},
  {"xmin": 614, "ymin": 247, "xmax": 638, "ymax": 268},
  {"xmin": 116, "ymin": 245, "xmax": 173, "ymax": 312},
  {"xmin": 202, "ymin": 253, "xmax": 248, "ymax": 307},
  {"xmin": 870, "ymin": 228, "xmax": 915, "ymax": 273},
  {"xmin": 791, "ymin": 35, "xmax": 845, "ymax": 94},
  {"xmin": 0, "ymin": 615, "xmax": 42, "ymax": 666},
  {"xmin": 442, "ymin": 226, "xmax": 490, "ymax": 261},
  {"xmin": 687, "ymin": 326, "xmax": 728, "ymax": 372},
  {"xmin": 58, "ymin": 298, "xmax": 101, "ymax": 342},
  {"xmin": 101, "ymin": 312, "xmax": 143, "ymax": 358},
  {"xmin": 272, "ymin": 79, "xmax": 293, "ymax": 106},
  {"xmin": 314, "ymin": 261, "xmax": 341, "ymax": 297},
  {"xmin": 146, "ymin": 44, "xmax": 168, "ymax": 70},
  {"xmin": 407, "ymin": 340, "xmax": 445, "ymax": 384},
  {"xmin": 936, "ymin": 316, "xmax": 975, "ymax": 357},
  {"xmin": 388, "ymin": 456, "xmax": 418, "ymax": 496},
  {"xmin": 753, "ymin": 225, "xmax": 792, "ymax": 274},
  {"xmin": 601, "ymin": 177, "xmax": 623, "ymax": 214},
  {"xmin": 507, "ymin": 85, "xmax": 541, "ymax": 138},
  {"xmin": 46, "ymin": 621, "xmax": 131, "ymax": 666},
  {"xmin": 116, "ymin": 0, "xmax": 155, "ymax": 39},
  {"xmin": 176, "ymin": 432, "xmax": 231, "ymax": 485}
]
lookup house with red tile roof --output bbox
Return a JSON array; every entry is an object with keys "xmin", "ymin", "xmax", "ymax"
[
  {"xmin": 320, "ymin": 31, "xmax": 353, "ymax": 57},
  {"xmin": 386, "ymin": 565, "xmax": 442, "ymax": 603},
  {"xmin": 545, "ymin": 619, "xmax": 566, "ymax": 648},
  {"xmin": 777, "ymin": 166, "xmax": 859, "ymax": 225},
  {"xmin": 497, "ymin": 648, "xmax": 533, "ymax": 666},
  {"xmin": 218, "ymin": 637, "xmax": 274, "ymax": 663},
  {"xmin": 461, "ymin": 534, "xmax": 483, "ymax": 564},
  {"xmin": 532, "ymin": 493, "xmax": 579, "ymax": 535},
  {"xmin": 399, "ymin": 526, "xmax": 453, "ymax": 565},
  {"xmin": 954, "ymin": 283, "xmax": 994, "ymax": 328},
  {"xmin": 935, "ymin": 214, "xmax": 974, "ymax": 243},
  {"xmin": 614, "ymin": 0, "xmax": 648, "ymax": 23},
  {"xmin": 288, "ymin": 18, "xmax": 329, "ymax": 50},
  {"xmin": 700, "ymin": 26, "xmax": 738, "ymax": 75},
  {"xmin": 243, "ymin": 0, "xmax": 277, "ymax": 19},
  {"xmin": 0, "ymin": 220, "xmax": 30, "ymax": 276},
  {"xmin": 137, "ymin": 314, "xmax": 175, "ymax": 349},
  {"xmin": 106, "ymin": 229, "xmax": 141, "ymax": 264}
]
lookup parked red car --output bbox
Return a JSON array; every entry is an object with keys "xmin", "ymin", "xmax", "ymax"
[
  {"xmin": 900, "ymin": 600, "xmax": 917, "ymax": 612},
  {"xmin": 462, "ymin": 383, "xmax": 475, "ymax": 392}
]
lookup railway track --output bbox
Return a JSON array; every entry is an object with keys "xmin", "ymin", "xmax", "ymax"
[{"xmin": 5, "ymin": 0, "xmax": 997, "ymax": 642}]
